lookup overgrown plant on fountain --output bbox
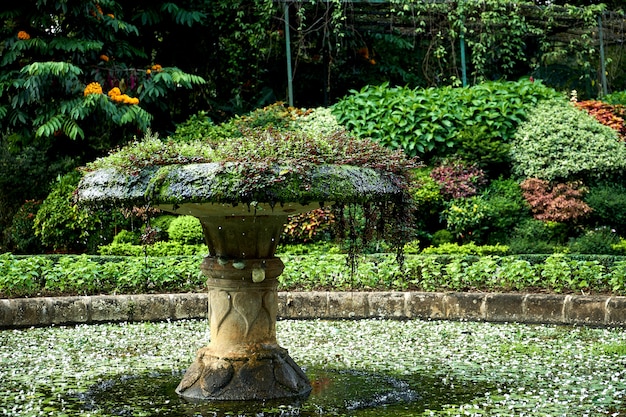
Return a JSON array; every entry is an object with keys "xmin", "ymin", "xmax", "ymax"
[{"xmin": 76, "ymin": 105, "xmax": 418, "ymax": 401}]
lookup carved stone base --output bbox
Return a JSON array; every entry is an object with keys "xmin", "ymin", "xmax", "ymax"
[
  {"xmin": 176, "ymin": 345, "xmax": 311, "ymax": 401},
  {"xmin": 176, "ymin": 254, "xmax": 311, "ymax": 401}
]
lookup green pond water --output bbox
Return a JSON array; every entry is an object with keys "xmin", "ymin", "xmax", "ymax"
[{"xmin": 1, "ymin": 319, "xmax": 625, "ymax": 416}]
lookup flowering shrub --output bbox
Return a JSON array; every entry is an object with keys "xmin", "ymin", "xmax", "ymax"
[
  {"xmin": 108, "ymin": 87, "xmax": 139, "ymax": 105},
  {"xmin": 430, "ymin": 160, "xmax": 487, "ymax": 200},
  {"xmin": 83, "ymin": 82, "xmax": 103, "ymax": 96},
  {"xmin": 146, "ymin": 64, "xmax": 163, "ymax": 75},
  {"xmin": 520, "ymin": 178, "xmax": 591, "ymax": 223}
]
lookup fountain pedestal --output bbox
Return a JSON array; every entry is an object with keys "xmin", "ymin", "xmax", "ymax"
[{"xmin": 173, "ymin": 212, "xmax": 311, "ymax": 401}]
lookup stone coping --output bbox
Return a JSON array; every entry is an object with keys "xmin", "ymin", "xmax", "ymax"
[{"xmin": 1, "ymin": 292, "xmax": 624, "ymax": 329}]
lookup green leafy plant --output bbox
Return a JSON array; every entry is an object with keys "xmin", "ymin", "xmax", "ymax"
[
  {"xmin": 506, "ymin": 218, "xmax": 568, "ymax": 254},
  {"xmin": 331, "ymin": 79, "xmax": 560, "ymax": 159},
  {"xmin": 431, "ymin": 229, "xmax": 454, "ymax": 246},
  {"xmin": 0, "ymin": 4, "xmax": 206, "ymax": 143},
  {"xmin": 421, "ymin": 242, "xmax": 510, "ymax": 256},
  {"xmin": 97, "ymin": 241, "xmax": 208, "ymax": 256},
  {"xmin": 480, "ymin": 178, "xmax": 530, "ymax": 241},
  {"xmin": 603, "ymin": 91, "xmax": 626, "ymax": 107},
  {"xmin": 112, "ymin": 230, "xmax": 141, "ymax": 245}
]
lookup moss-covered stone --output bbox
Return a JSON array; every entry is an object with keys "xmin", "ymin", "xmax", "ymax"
[{"xmin": 77, "ymin": 163, "xmax": 405, "ymax": 208}]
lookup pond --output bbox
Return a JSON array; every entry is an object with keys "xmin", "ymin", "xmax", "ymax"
[{"xmin": 1, "ymin": 318, "xmax": 625, "ymax": 416}]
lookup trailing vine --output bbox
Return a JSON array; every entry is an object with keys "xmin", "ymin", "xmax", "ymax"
[{"xmin": 284, "ymin": 0, "xmax": 619, "ymax": 97}]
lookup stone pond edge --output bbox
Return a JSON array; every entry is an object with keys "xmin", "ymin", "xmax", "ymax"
[{"xmin": 1, "ymin": 291, "xmax": 625, "ymax": 328}]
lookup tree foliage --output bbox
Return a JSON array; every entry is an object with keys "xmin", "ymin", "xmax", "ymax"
[{"xmin": 0, "ymin": 2, "xmax": 206, "ymax": 150}]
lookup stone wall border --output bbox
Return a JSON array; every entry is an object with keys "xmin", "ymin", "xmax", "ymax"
[{"xmin": 1, "ymin": 292, "xmax": 625, "ymax": 329}]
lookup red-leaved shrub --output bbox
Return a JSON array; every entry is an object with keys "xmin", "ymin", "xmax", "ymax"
[
  {"xmin": 430, "ymin": 160, "xmax": 487, "ymax": 199},
  {"xmin": 520, "ymin": 178, "xmax": 591, "ymax": 222}
]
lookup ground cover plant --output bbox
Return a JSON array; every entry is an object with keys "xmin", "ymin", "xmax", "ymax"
[
  {"xmin": 2, "ymin": 250, "xmax": 626, "ymax": 298},
  {"xmin": 0, "ymin": 319, "xmax": 624, "ymax": 416}
]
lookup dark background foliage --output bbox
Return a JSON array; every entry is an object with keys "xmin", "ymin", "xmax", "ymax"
[{"xmin": 1, "ymin": 0, "xmax": 625, "ymax": 253}]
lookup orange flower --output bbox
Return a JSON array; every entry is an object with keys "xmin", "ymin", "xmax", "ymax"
[
  {"xmin": 108, "ymin": 87, "xmax": 121, "ymax": 98},
  {"xmin": 91, "ymin": 4, "xmax": 103, "ymax": 17},
  {"xmin": 146, "ymin": 69, "xmax": 151, "ymax": 75},
  {"xmin": 100, "ymin": 54, "xmax": 109, "ymax": 62},
  {"xmin": 84, "ymin": 82, "xmax": 103, "ymax": 96},
  {"xmin": 106, "ymin": 13, "xmax": 114, "ymax": 19},
  {"xmin": 17, "ymin": 31, "xmax": 30, "ymax": 40},
  {"xmin": 151, "ymin": 64, "xmax": 162, "ymax": 72},
  {"xmin": 108, "ymin": 88, "xmax": 138, "ymax": 105}
]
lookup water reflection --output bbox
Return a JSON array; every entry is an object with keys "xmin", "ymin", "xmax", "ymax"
[{"xmin": 68, "ymin": 367, "xmax": 493, "ymax": 417}]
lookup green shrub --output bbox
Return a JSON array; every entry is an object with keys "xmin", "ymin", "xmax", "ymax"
[
  {"xmin": 170, "ymin": 111, "xmax": 216, "ymax": 142},
  {"xmin": 510, "ymin": 99, "xmax": 626, "ymax": 181},
  {"xmin": 585, "ymin": 183, "xmax": 626, "ymax": 234},
  {"xmin": 168, "ymin": 216, "xmax": 204, "ymax": 245},
  {"xmin": 602, "ymin": 91, "xmax": 626, "ymax": 107},
  {"xmin": 451, "ymin": 124, "xmax": 511, "ymax": 170},
  {"xmin": 431, "ymin": 229, "xmax": 454, "ymax": 246},
  {"xmin": 441, "ymin": 196, "xmax": 490, "ymax": 242},
  {"xmin": 403, "ymin": 240, "xmax": 422, "ymax": 254},
  {"xmin": 608, "ymin": 260, "xmax": 626, "ymax": 293},
  {"xmin": 332, "ymin": 79, "xmax": 560, "ymax": 159},
  {"xmin": 0, "ymin": 253, "xmax": 51, "ymax": 297},
  {"xmin": 568, "ymin": 227, "xmax": 622, "ymax": 255},
  {"xmin": 112, "ymin": 230, "xmax": 140, "ymax": 245},
  {"xmin": 506, "ymin": 218, "xmax": 568, "ymax": 254},
  {"xmin": 2, "ymin": 252, "xmax": 626, "ymax": 297},
  {"xmin": 409, "ymin": 168, "xmax": 443, "ymax": 212},
  {"xmin": 146, "ymin": 214, "xmax": 177, "ymax": 241},
  {"xmin": 481, "ymin": 178, "xmax": 530, "ymax": 243},
  {"xmin": 34, "ymin": 171, "xmax": 123, "ymax": 253},
  {"xmin": 7, "ymin": 200, "xmax": 44, "ymax": 254}
]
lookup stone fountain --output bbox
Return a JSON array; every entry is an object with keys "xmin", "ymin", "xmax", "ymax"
[{"xmin": 76, "ymin": 128, "xmax": 414, "ymax": 402}]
